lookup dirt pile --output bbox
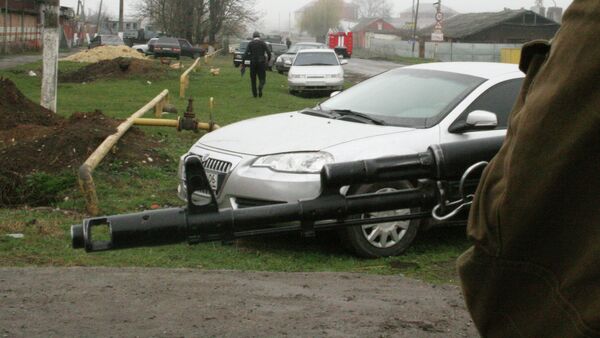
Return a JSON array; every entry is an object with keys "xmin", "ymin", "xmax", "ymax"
[
  {"xmin": 59, "ymin": 57, "xmax": 165, "ymax": 83},
  {"xmin": 0, "ymin": 77, "xmax": 61, "ymax": 130},
  {"xmin": 62, "ymin": 45, "xmax": 148, "ymax": 63},
  {"xmin": 0, "ymin": 78, "xmax": 165, "ymax": 207}
]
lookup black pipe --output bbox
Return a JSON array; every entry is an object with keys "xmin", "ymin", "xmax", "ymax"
[{"xmin": 71, "ymin": 137, "xmax": 505, "ymax": 252}]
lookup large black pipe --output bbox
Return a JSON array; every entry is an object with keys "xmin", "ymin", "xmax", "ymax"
[{"xmin": 71, "ymin": 137, "xmax": 505, "ymax": 252}]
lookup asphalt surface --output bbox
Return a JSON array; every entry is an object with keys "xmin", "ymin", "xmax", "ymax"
[
  {"xmin": 0, "ymin": 51, "xmax": 76, "ymax": 70},
  {"xmin": 343, "ymin": 57, "xmax": 403, "ymax": 78}
]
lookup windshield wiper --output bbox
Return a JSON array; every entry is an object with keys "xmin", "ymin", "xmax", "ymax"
[
  {"xmin": 300, "ymin": 108, "xmax": 339, "ymax": 119},
  {"xmin": 331, "ymin": 109, "xmax": 385, "ymax": 125}
]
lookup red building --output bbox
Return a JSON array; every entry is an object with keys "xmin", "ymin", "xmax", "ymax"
[{"xmin": 352, "ymin": 18, "xmax": 396, "ymax": 48}]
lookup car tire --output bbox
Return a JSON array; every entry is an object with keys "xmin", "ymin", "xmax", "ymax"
[
  {"xmin": 342, "ymin": 182, "xmax": 421, "ymax": 258},
  {"xmin": 289, "ymin": 89, "xmax": 298, "ymax": 95},
  {"xmin": 278, "ymin": 70, "xmax": 284, "ymax": 74}
]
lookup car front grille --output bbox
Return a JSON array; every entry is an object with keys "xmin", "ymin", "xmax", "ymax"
[{"xmin": 203, "ymin": 158, "xmax": 232, "ymax": 174}]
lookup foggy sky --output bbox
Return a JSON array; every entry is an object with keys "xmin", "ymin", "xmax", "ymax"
[{"xmin": 60, "ymin": 0, "xmax": 574, "ymax": 31}]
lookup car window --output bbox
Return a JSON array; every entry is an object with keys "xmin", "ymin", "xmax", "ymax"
[
  {"xmin": 454, "ymin": 78, "xmax": 524, "ymax": 129},
  {"xmin": 294, "ymin": 52, "xmax": 339, "ymax": 66},
  {"xmin": 239, "ymin": 41, "xmax": 249, "ymax": 52},
  {"xmin": 273, "ymin": 45, "xmax": 287, "ymax": 53},
  {"xmin": 320, "ymin": 68, "xmax": 485, "ymax": 128},
  {"xmin": 179, "ymin": 40, "xmax": 191, "ymax": 48}
]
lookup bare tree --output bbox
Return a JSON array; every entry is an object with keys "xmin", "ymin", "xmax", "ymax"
[
  {"xmin": 352, "ymin": 0, "xmax": 392, "ymax": 18},
  {"xmin": 299, "ymin": 0, "xmax": 342, "ymax": 42}
]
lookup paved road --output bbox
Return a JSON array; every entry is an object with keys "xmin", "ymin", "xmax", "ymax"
[
  {"xmin": 344, "ymin": 57, "xmax": 404, "ymax": 78},
  {"xmin": 0, "ymin": 51, "xmax": 75, "ymax": 70},
  {"xmin": 0, "ymin": 267, "xmax": 478, "ymax": 337}
]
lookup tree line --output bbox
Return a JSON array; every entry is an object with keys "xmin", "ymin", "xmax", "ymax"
[{"xmin": 137, "ymin": 0, "xmax": 257, "ymax": 44}]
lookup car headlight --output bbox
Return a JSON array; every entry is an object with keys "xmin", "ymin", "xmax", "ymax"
[
  {"xmin": 276, "ymin": 56, "xmax": 282, "ymax": 62},
  {"xmin": 252, "ymin": 152, "xmax": 334, "ymax": 173},
  {"xmin": 289, "ymin": 74, "xmax": 306, "ymax": 79}
]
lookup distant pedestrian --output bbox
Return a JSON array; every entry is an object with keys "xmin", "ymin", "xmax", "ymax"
[
  {"xmin": 242, "ymin": 31, "xmax": 271, "ymax": 98},
  {"xmin": 286, "ymin": 37, "xmax": 292, "ymax": 49}
]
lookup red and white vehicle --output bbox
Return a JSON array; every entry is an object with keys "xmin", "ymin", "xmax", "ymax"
[{"xmin": 328, "ymin": 31, "xmax": 353, "ymax": 58}]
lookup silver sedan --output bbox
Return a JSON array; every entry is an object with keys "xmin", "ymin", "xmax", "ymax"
[{"xmin": 178, "ymin": 62, "xmax": 524, "ymax": 257}]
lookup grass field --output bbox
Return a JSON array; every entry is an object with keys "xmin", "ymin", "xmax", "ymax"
[{"xmin": 0, "ymin": 55, "xmax": 471, "ymax": 284}]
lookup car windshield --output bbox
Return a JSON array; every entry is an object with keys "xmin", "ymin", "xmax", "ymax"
[
  {"xmin": 239, "ymin": 41, "xmax": 249, "ymax": 52},
  {"xmin": 102, "ymin": 36, "xmax": 123, "ymax": 45},
  {"xmin": 157, "ymin": 37, "xmax": 179, "ymax": 47},
  {"xmin": 287, "ymin": 44, "xmax": 322, "ymax": 54},
  {"xmin": 319, "ymin": 68, "xmax": 485, "ymax": 128},
  {"xmin": 272, "ymin": 44, "xmax": 288, "ymax": 53},
  {"xmin": 294, "ymin": 52, "xmax": 339, "ymax": 66}
]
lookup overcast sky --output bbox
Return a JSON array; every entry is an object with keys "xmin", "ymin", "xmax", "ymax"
[{"xmin": 59, "ymin": 0, "xmax": 574, "ymax": 31}]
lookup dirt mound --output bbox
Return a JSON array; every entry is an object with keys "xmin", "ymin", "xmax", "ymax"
[
  {"xmin": 0, "ymin": 80, "xmax": 166, "ymax": 207},
  {"xmin": 59, "ymin": 57, "xmax": 165, "ymax": 83},
  {"xmin": 0, "ymin": 77, "xmax": 61, "ymax": 130},
  {"xmin": 62, "ymin": 45, "xmax": 148, "ymax": 63}
]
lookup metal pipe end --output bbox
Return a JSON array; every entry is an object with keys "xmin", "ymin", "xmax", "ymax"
[{"xmin": 71, "ymin": 224, "xmax": 84, "ymax": 249}]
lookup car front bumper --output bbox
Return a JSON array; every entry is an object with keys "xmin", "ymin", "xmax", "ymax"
[
  {"xmin": 178, "ymin": 147, "xmax": 322, "ymax": 210},
  {"xmin": 288, "ymin": 78, "xmax": 344, "ymax": 91}
]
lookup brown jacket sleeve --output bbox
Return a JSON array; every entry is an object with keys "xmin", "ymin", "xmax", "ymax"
[{"xmin": 458, "ymin": 1, "xmax": 600, "ymax": 336}]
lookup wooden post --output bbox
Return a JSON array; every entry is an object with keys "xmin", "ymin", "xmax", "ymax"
[{"xmin": 41, "ymin": 0, "xmax": 60, "ymax": 112}]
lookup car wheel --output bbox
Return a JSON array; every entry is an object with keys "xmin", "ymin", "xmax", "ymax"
[
  {"xmin": 278, "ymin": 70, "xmax": 283, "ymax": 74},
  {"xmin": 234, "ymin": 63, "xmax": 240, "ymax": 68},
  {"xmin": 289, "ymin": 89, "xmax": 298, "ymax": 95},
  {"xmin": 342, "ymin": 182, "xmax": 421, "ymax": 258}
]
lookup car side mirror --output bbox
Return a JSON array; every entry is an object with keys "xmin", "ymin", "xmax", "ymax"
[
  {"xmin": 340, "ymin": 59, "xmax": 348, "ymax": 65},
  {"xmin": 330, "ymin": 91, "xmax": 341, "ymax": 97},
  {"xmin": 449, "ymin": 110, "xmax": 498, "ymax": 133}
]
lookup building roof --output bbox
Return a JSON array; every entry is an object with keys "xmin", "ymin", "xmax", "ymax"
[
  {"xmin": 419, "ymin": 9, "xmax": 558, "ymax": 39},
  {"xmin": 352, "ymin": 18, "xmax": 394, "ymax": 32}
]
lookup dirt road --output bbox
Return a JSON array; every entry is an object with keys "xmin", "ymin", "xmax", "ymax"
[{"xmin": 0, "ymin": 267, "xmax": 478, "ymax": 337}]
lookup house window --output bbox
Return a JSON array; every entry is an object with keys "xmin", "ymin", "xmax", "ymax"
[
  {"xmin": 126, "ymin": 23, "xmax": 130, "ymax": 29},
  {"xmin": 132, "ymin": 23, "xmax": 137, "ymax": 29},
  {"xmin": 377, "ymin": 22, "xmax": 383, "ymax": 31}
]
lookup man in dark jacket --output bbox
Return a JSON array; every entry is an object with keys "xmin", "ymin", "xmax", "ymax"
[
  {"xmin": 243, "ymin": 31, "xmax": 271, "ymax": 98},
  {"xmin": 458, "ymin": 1, "xmax": 600, "ymax": 336}
]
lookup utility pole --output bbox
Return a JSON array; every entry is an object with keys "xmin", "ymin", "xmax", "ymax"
[
  {"xmin": 41, "ymin": 0, "xmax": 60, "ymax": 112},
  {"xmin": 3, "ymin": 0, "xmax": 8, "ymax": 54},
  {"xmin": 118, "ymin": 0, "xmax": 123, "ymax": 39},
  {"xmin": 96, "ymin": 0, "xmax": 103, "ymax": 34},
  {"xmin": 411, "ymin": 0, "xmax": 420, "ymax": 56}
]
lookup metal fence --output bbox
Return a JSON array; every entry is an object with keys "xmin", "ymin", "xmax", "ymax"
[
  {"xmin": 365, "ymin": 34, "xmax": 523, "ymax": 63},
  {"xmin": 424, "ymin": 42, "xmax": 523, "ymax": 62}
]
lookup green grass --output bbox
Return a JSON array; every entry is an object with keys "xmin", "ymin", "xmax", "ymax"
[{"xmin": 0, "ymin": 56, "xmax": 471, "ymax": 284}]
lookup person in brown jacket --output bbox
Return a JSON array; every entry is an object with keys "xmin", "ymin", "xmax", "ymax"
[{"xmin": 458, "ymin": 1, "xmax": 600, "ymax": 337}]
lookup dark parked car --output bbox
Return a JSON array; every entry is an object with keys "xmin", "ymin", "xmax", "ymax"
[
  {"xmin": 275, "ymin": 42, "xmax": 327, "ymax": 73},
  {"xmin": 88, "ymin": 34, "xmax": 125, "ymax": 49},
  {"xmin": 267, "ymin": 42, "xmax": 288, "ymax": 71},
  {"xmin": 153, "ymin": 37, "xmax": 182, "ymax": 59},
  {"xmin": 233, "ymin": 40, "xmax": 250, "ymax": 67},
  {"xmin": 177, "ymin": 38, "xmax": 206, "ymax": 59}
]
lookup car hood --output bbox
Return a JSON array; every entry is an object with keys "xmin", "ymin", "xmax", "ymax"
[{"xmin": 196, "ymin": 112, "xmax": 413, "ymax": 156}]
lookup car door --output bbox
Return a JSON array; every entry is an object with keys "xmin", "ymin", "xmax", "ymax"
[
  {"xmin": 178, "ymin": 39, "xmax": 192, "ymax": 57},
  {"xmin": 440, "ymin": 77, "xmax": 524, "ymax": 143}
]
